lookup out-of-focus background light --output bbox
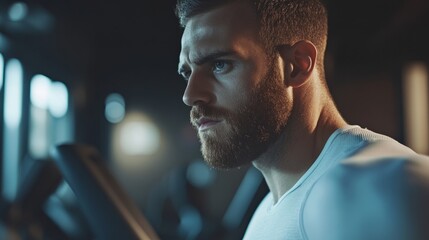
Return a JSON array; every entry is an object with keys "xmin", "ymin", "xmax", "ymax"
[
  {"xmin": 4, "ymin": 59, "xmax": 23, "ymax": 128},
  {"xmin": 111, "ymin": 111, "xmax": 163, "ymax": 170},
  {"xmin": 2, "ymin": 58, "xmax": 24, "ymax": 202},
  {"xmin": 29, "ymin": 74, "xmax": 51, "ymax": 158},
  {"xmin": 119, "ymin": 121, "xmax": 160, "ymax": 156},
  {"xmin": 403, "ymin": 63, "xmax": 429, "ymax": 154},
  {"xmin": 29, "ymin": 75, "xmax": 72, "ymax": 158},
  {"xmin": 0, "ymin": 53, "xmax": 3, "ymax": 90},
  {"xmin": 30, "ymin": 74, "xmax": 69, "ymax": 117},
  {"xmin": 31, "ymin": 74, "xmax": 51, "ymax": 109},
  {"xmin": 8, "ymin": 2, "xmax": 28, "ymax": 22},
  {"xmin": 48, "ymin": 81, "xmax": 68, "ymax": 118},
  {"xmin": 105, "ymin": 93, "xmax": 125, "ymax": 124},
  {"xmin": 28, "ymin": 104, "xmax": 49, "ymax": 158}
]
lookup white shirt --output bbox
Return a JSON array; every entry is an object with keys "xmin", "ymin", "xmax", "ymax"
[{"xmin": 243, "ymin": 125, "xmax": 427, "ymax": 240}]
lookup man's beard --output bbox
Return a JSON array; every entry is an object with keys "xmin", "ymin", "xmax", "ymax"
[{"xmin": 190, "ymin": 63, "xmax": 292, "ymax": 169}]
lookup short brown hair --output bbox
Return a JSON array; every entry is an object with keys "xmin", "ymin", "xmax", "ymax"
[{"xmin": 176, "ymin": 0, "xmax": 328, "ymax": 77}]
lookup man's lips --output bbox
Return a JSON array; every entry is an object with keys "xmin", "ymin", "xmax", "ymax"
[{"xmin": 195, "ymin": 117, "xmax": 222, "ymax": 131}]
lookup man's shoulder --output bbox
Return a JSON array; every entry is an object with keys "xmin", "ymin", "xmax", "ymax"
[
  {"xmin": 319, "ymin": 153, "xmax": 429, "ymax": 202},
  {"xmin": 327, "ymin": 127, "xmax": 425, "ymax": 186},
  {"xmin": 335, "ymin": 136, "xmax": 429, "ymax": 191},
  {"xmin": 303, "ymin": 150, "xmax": 429, "ymax": 240}
]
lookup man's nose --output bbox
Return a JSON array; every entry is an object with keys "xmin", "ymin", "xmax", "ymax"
[{"xmin": 182, "ymin": 72, "xmax": 214, "ymax": 106}]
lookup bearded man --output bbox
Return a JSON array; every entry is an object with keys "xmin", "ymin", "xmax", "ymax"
[{"xmin": 176, "ymin": 0, "xmax": 429, "ymax": 239}]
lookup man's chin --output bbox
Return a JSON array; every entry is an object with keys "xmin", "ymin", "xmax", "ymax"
[
  {"xmin": 201, "ymin": 144, "xmax": 255, "ymax": 170},
  {"xmin": 203, "ymin": 157, "xmax": 250, "ymax": 170}
]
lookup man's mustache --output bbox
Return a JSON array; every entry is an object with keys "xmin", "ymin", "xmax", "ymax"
[{"xmin": 190, "ymin": 105, "xmax": 229, "ymax": 127}]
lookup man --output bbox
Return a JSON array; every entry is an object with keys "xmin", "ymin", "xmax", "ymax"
[{"xmin": 176, "ymin": 0, "xmax": 429, "ymax": 239}]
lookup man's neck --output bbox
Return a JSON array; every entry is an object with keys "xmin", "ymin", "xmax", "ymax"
[{"xmin": 252, "ymin": 91, "xmax": 347, "ymax": 204}]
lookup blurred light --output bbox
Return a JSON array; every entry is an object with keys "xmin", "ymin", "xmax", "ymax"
[
  {"xmin": 4, "ymin": 59, "xmax": 23, "ymax": 128},
  {"xmin": 49, "ymin": 81, "xmax": 68, "ymax": 118},
  {"xmin": 119, "ymin": 121, "xmax": 160, "ymax": 156},
  {"xmin": 29, "ymin": 106, "xmax": 49, "ymax": 158},
  {"xmin": 111, "ymin": 112, "xmax": 165, "ymax": 170},
  {"xmin": 53, "ymin": 110, "xmax": 74, "ymax": 145},
  {"xmin": 30, "ymin": 74, "xmax": 51, "ymax": 109},
  {"xmin": 8, "ymin": 2, "xmax": 28, "ymax": 22},
  {"xmin": 29, "ymin": 76, "xmax": 73, "ymax": 158},
  {"xmin": 186, "ymin": 161, "xmax": 215, "ymax": 188},
  {"xmin": 178, "ymin": 206, "xmax": 202, "ymax": 239},
  {"xmin": 105, "ymin": 93, "xmax": 125, "ymax": 123},
  {"xmin": 403, "ymin": 63, "xmax": 429, "ymax": 154},
  {"xmin": 2, "ymin": 59, "xmax": 23, "ymax": 201},
  {"xmin": 0, "ymin": 53, "xmax": 3, "ymax": 90}
]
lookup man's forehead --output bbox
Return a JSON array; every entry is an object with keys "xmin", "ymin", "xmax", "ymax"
[
  {"xmin": 181, "ymin": 22, "xmax": 218, "ymax": 50},
  {"xmin": 179, "ymin": 1, "xmax": 259, "ymax": 63}
]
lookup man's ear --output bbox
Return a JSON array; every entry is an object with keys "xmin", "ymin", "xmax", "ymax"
[{"xmin": 278, "ymin": 40, "xmax": 317, "ymax": 88}]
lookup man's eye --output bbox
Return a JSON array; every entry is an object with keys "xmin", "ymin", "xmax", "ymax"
[
  {"xmin": 181, "ymin": 70, "xmax": 191, "ymax": 81},
  {"xmin": 213, "ymin": 61, "xmax": 230, "ymax": 73}
]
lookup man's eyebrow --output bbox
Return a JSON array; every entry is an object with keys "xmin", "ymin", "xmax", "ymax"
[{"xmin": 192, "ymin": 50, "xmax": 236, "ymax": 65}]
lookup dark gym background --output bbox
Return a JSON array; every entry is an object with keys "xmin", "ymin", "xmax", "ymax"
[{"xmin": 0, "ymin": 0, "xmax": 428, "ymax": 239}]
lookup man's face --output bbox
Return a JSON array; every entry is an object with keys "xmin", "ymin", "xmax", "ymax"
[{"xmin": 178, "ymin": 1, "xmax": 292, "ymax": 169}]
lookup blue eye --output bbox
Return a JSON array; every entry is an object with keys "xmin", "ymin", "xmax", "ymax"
[{"xmin": 213, "ymin": 61, "xmax": 229, "ymax": 73}]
